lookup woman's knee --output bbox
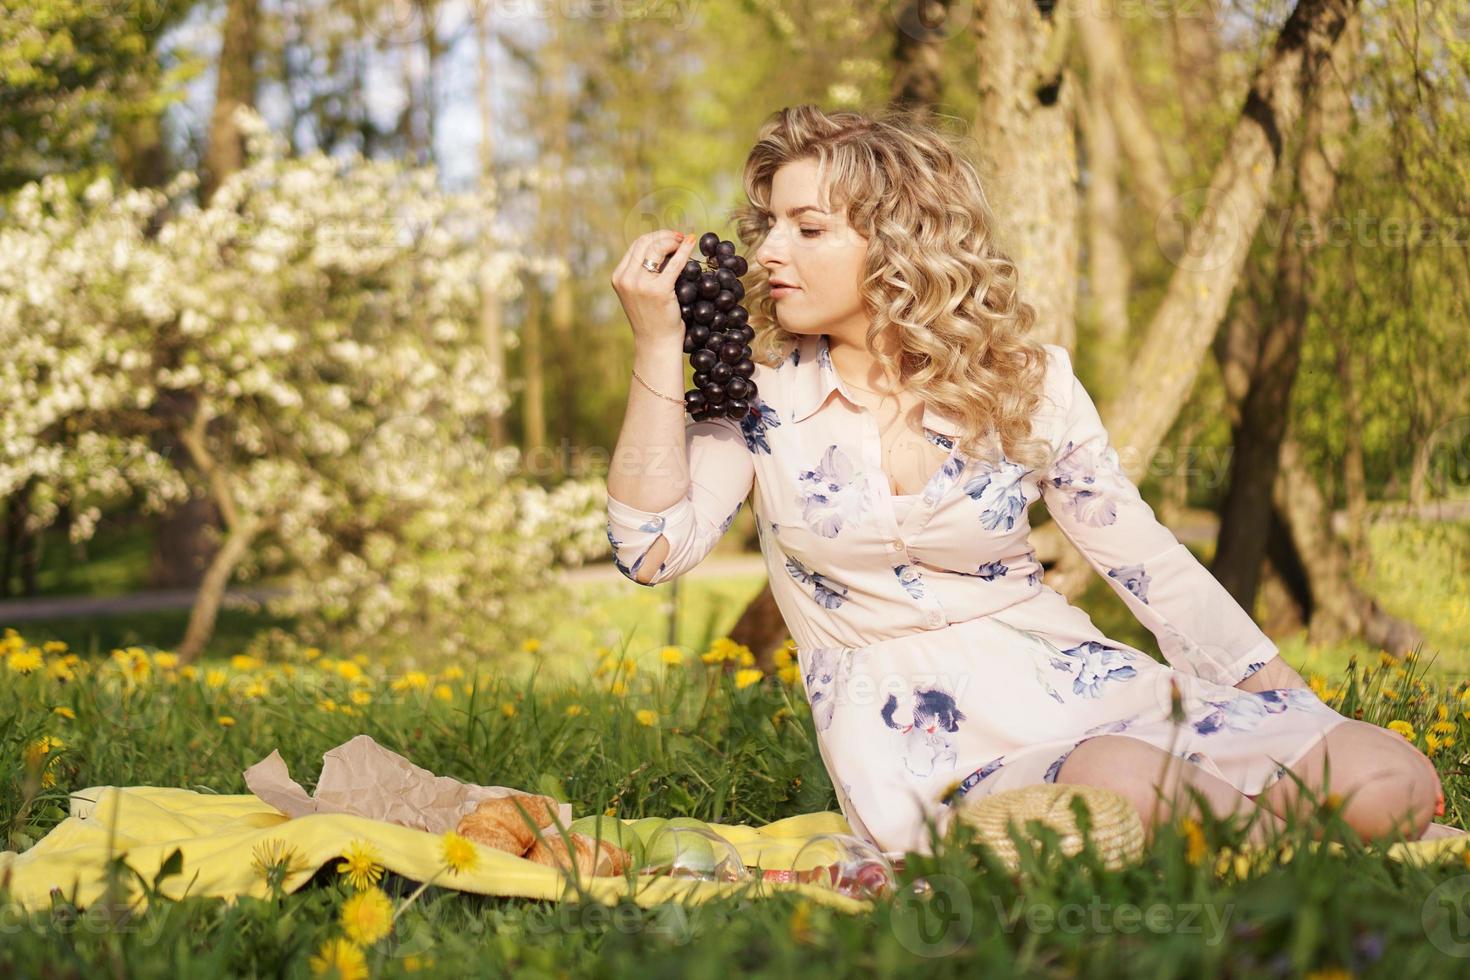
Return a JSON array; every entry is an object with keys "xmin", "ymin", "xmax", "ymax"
[{"xmin": 1296, "ymin": 720, "xmax": 1441, "ymax": 839}]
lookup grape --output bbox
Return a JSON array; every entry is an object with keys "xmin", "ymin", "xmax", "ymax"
[{"xmin": 662, "ymin": 231, "xmax": 761, "ymax": 422}]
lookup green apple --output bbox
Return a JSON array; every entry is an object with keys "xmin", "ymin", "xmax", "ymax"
[
  {"xmin": 565, "ymin": 815, "xmax": 645, "ymax": 868},
  {"xmin": 643, "ymin": 828, "xmax": 717, "ymax": 876},
  {"xmin": 630, "ymin": 817, "xmax": 669, "ymax": 845},
  {"xmin": 663, "ymin": 817, "xmax": 710, "ymax": 831}
]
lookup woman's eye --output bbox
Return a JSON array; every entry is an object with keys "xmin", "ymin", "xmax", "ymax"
[{"xmin": 800, "ymin": 228, "xmax": 822, "ymax": 238}]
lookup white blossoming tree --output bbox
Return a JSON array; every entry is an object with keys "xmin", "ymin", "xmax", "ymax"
[{"xmin": 0, "ymin": 107, "xmax": 606, "ymax": 662}]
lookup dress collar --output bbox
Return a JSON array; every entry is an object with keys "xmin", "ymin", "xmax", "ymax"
[{"xmin": 787, "ymin": 333, "xmax": 962, "ymax": 436}]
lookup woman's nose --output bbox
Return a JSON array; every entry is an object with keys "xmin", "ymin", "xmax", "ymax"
[{"xmin": 754, "ymin": 226, "xmax": 788, "ymax": 271}]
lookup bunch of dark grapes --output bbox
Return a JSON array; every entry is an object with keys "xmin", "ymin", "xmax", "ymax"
[{"xmin": 677, "ymin": 232, "xmax": 756, "ymax": 422}]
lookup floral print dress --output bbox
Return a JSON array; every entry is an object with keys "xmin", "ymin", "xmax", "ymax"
[{"xmin": 605, "ymin": 333, "xmax": 1351, "ymax": 858}]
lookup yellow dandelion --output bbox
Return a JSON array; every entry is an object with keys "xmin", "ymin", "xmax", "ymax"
[
  {"xmin": 1387, "ymin": 720, "xmax": 1416, "ymax": 742},
  {"xmin": 635, "ymin": 709, "xmax": 659, "ymax": 727},
  {"xmin": 734, "ymin": 668, "xmax": 764, "ymax": 690},
  {"xmin": 1438, "ymin": 704, "xmax": 1450, "ymax": 721},
  {"xmin": 610, "ymin": 679, "xmax": 628, "ymax": 697},
  {"xmin": 433, "ymin": 684, "xmax": 454, "ymax": 702},
  {"xmin": 1432, "ymin": 720, "xmax": 1456, "ymax": 735},
  {"xmin": 778, "ymin": 664, "xmax": 801, "ymax": 685},
  {"xmin": 23, "ymin": 736, "xmax": 62, "ymax": 772},
  {"xmin": 659, "ymin": 646, "xmax": 684, "ymax": 666},
  {"xmin": 205, "ymin": 669, "xmax": 228, "ymax": 689},
  {"xmin": 1178, "ymin": 816, "xmax": 1207, "ymax": 865},
  {"xmin": 308, "ymin": 937, "xmax": 367, "ymax": 980},
  {"xmin": 45, "ymin": 657, "xmax": 75, "ymax": 683},
  {"xmin": 565, "ymin": 704, "xmax": 585, "ymax": 717},
  {"xmin": 217, "ymin": 715, "xmax": 236, "ymax": 727},
  {"xmin": 1427, "ymin": 733, "xmax": 1446, "ymax": 755},
  {"xmin": 440, "ymin": 831, "xmax": 479, "ymax": 875},
  {"xmin": 153, "ymin": 652, "xmax": 179, "ymax": 671},
  {"xmin": 230, "ymin": 654, "xmax": 262, "ymax": 671},
  {"xmin": 42, "ymin": 640, "xmax": 67, "ymax": 653},
  {"xmin": 339, "ymin": 887, "xmax": 394, "ymax": 946},
  {"xmin": 771, "ymin": 707, "xmax": 792, "ymax": 729},
  {"xmin": 340, "ymin": 705, "xmax": 356, "ymax": 716},
  {"xmin": 318, "ymin": 699, "xmax": 338, "ymax": 713},
  {"xmin": 774, "ymin": 645, "xmax": 793, "ymax": 668},
  {"xmin": 242, "ymin": 680, "xmax": 268, "ymax": 700},
  {"xmin": 8, "ymin": 647, "xmax": 43, "ymax": 674},
  {"xmin": 1382, "ymin": 687, "xmax": 1398, "ymax": 702},
  {"xmin": 736, "ymin": 647, "xmax": 755, "ymax": 667},
  {"xmin": 350, "ymin": 689, "xmax": 372, "ymax": 706},
  {"xmin": 500, "ymin": 701, "xmax": 517, "ymax": 718},
  {"xmin": 180, "ymin": 665, "xmax": 198, "ymax": 681},
  {"xmin": 521, "ymin": 638, "xmax": 542, "ymax": 654},
  {"xmin": 351, "ymin": 653, "xmax": 370, "ymax": 667},
  {"xmin": 403, "ymin": 954, "xmax": 436, "ymax": 973},
  {"xmin": 441, "ymin": 664, "xmax": 465, "ymax": 680},
  {"xmin": 337, "ymin": 840, "xmax": 385, "ymax": 891},
  {"xmin": 391, "ymin": 670, "xmax": 430, "ymax": 692},
  {"xmin": 334, "ymin": 660, "xmax": 363, "ymax": 682},
  {"xmin": 789, "ymin": 898, "xmax": 813, "ymax": 944},
  {"xmin": 52, "ymin": 705, "xmax": 76, "ymax": 720}
]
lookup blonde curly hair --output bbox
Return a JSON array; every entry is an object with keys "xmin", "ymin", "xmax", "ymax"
[{"xmin": 730, "ymin": 103, "xmax": 1055, "ymax": 472}]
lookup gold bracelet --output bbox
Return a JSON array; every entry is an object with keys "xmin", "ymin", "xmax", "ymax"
[{"xmin": 632, "ymin": 368, "xmax": 685, "ymax": 407}]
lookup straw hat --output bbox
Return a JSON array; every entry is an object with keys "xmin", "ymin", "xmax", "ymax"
[{"xmin": 948, "ymin": 783, "xmax": 1146, "ymax": 872}]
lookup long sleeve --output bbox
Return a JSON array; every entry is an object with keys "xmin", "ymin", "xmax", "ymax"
[
  {"xmin": 1038, "ymin": 346, "xmax": 1274, "ymax": 688},
  {"xmin": 605, "ymin": 415, "xmax": 755, "ymax": 587}
]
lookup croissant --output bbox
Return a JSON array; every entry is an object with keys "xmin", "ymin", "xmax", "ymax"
[
  {"xmin": 456, "ymin": 793, "xmax": 563, "ymax": 855},
  {"xmin": 525, "ymin": 831, "xmax": 630, "ymax": 876}
]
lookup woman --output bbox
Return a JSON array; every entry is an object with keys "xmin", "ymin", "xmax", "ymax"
[{"xmin": 605, "ymin": 104, "xmax": 1451, "ymax": 859}]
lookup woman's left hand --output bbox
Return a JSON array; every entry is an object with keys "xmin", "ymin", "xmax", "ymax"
[{"xmin": 1233, "ymin": 654, "xmax": 1310, "ymax": 693}]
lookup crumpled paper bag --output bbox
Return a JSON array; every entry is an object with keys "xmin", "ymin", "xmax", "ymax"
[{"xmin": 243, "ymin": 733, "xmax": 571, "ymax": 835}]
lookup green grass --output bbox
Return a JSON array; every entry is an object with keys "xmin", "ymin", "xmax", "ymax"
[{"xmin": 3, "ymin": 621, "xmax": 1469, "ymax": 977}]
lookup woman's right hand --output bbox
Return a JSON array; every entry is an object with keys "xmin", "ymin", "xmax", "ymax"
[{"xmin": 611, "ymin": 229, "xmax": 699, "ymax": 346}]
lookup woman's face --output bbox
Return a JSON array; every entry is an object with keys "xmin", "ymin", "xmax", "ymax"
[{"xmin": 753, "ymin": 157, "xmax": 871, "ymax": 344}]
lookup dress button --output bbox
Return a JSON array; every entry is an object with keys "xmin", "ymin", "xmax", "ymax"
[{"xmin": 888, "ymin": 541, "xmax": 903, "ymax": 553}]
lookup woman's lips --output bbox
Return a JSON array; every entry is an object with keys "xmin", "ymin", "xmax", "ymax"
[{"xmin": 771, "ymin": 285, "xmax": 800, "ymax": 299}]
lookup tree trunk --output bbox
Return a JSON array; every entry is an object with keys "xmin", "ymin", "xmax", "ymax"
[
  {"xmin": 177, "ymin": 517, "xmax": 262, "ymax": 662},
  {"xmin": 1213, "ymin": 268, "xmax": 1423, "ymax": 656},
  {"xmin": 158, "ymin": 0, "xmax": 258, "ymax": 588},
  {"xmin": 890, "ymin": 0, "xmax": 953, "ymax": 113},
  {"xmin": 1075, "ymin": 2, "xmax": 1180, "ymax": 260},
  {"xmin": 1103, "ymin": 0, "xmax": 1362, "ymax": 473},
  {"xmin": 970, "ymin": 0, "xmax": 1077, "ymax": 349},
  {"xmin": 200, "ymin": 0, "xmax": 259, "ymax": 204},
  {"xmin": 729, "ymin": 579, "xmax": 792, "ymax": 673},
  {"xmin": 1076, "ymin": 53, "xmax": 1132, "ymax": 404},
  {"xmin": 473, "ymin": 0, "xmax": 507, "ymax": 448},
  {"xmin": 1213, "ymin": 10, "xmax": 1362, "ymax": 609}
]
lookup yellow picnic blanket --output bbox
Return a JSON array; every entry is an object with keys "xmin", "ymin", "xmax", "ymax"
[
  {"xmin": 0, "ymin": 785, "xmax": 877, "ymax": 914},
  {"xmin": 4, "ymin": 785, "xmax": 1467, "ymax": 917}
]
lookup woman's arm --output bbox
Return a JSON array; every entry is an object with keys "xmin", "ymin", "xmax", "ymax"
[
  {"xmin": 605, "ymin": 336, "xmax": 754, "ymax": 585},
  {"xmin": 1038, "ymin": 345, "xmax": 1283, "ymax": 689}
]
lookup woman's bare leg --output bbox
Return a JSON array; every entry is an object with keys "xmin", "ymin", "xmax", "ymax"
[
  {"xmin": 1054, "ymin": 735, "xmax": 1287, "ymax": 847},
  {"xmin": 1250, "ymin": 719, "xmax": 1441, "ymax": 843}
]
